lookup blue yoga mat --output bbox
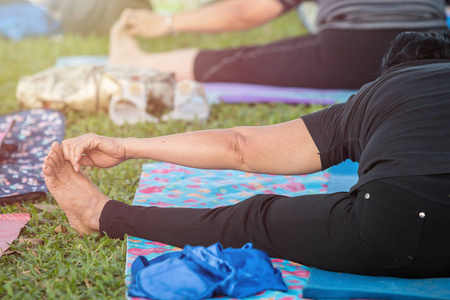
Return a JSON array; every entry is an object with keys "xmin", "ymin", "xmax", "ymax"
[
  {"xmin": 303, "ymin": 268, "xmax": 450, "ymax": 300},
  {"xmin": 327, "ymin": 159, "xmax": 359, "ymax": 193}
]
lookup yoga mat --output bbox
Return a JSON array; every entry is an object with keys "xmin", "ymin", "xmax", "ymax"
[
  {"xmin": 54, "ymin": 55, "xmax": 108, "ymax": 67},
  {"xmin": 303, "ymin": 268, "xmax": 450, "ymax": 300},
  {"xmin": 0, "ymin": 213, "xmax": 30, "ymax": 257},
  {"xmin": 203, "ymin": 82, "xmax": 357, "ymax": 105},
  {"xmin": 447, "ymin": 7, "xmax": 450, "ymax": 28},
  {"xmin": 126, "ymin": 162, "xmax": 330, "ymax": 299},
  {"xmin": 0, "ymin": 109, "xmax": 65, "ymax": 204},
  {"xmin": 126, "ymin": 163, "xmax": 445, "ymax": 299},
  {"xmin": 0, "ymin": 119, "xmax": 14, "ymax": 148},
  {"xmin": 326, "ymin": 159, "xmax": 359, "ymax": 193}
]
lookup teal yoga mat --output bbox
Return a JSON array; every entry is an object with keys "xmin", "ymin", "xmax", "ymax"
[
  {"xmin": 326, "ymin": 159, "xmax": 359, "ymax": 193},
  {"xmin": 303, "ymin": 268, "xmax": 450, "ymax": 300}
]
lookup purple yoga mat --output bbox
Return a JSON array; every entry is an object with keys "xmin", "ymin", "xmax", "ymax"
[{"xmin": 203, "ymin": 82, "xmax": 357, "ymax": 105}]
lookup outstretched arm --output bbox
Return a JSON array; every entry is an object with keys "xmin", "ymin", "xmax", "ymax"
[
  {"xmin": 62, "ymin": 118, "xmax": 321, "ymax": 175},
  {"xmin": 121, "ymin": 0, "xmax": 285, "ymax": 38}
]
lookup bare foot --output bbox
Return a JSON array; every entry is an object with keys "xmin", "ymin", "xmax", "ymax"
[
  {"xmin": 42, "ymin": 142, "xmax": 110, "ymax": 236},
  {"xmin": 108, "ymin": 15, "xmax": 198, "ymax": 79},
  {"xmin": 121, "ymin": 9, "xmax": 169, "ymax": 39},
  {"xmin": 108, "ymin": 16, "xmax": 148, "ymax": 67}
]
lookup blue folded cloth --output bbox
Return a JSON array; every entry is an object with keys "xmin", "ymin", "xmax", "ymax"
[
  {"xmin": 128, "ymin": 242, "xmax": 287, "ymax": 300},
  {"xmin": 303, "ymin": 268, "xmax": 450, "ymax": 300},
  {"xmin": 0, "ymin": 3, "xmax": 61, "ymax": 41}
]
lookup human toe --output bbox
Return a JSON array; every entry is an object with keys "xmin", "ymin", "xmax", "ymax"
[
  {"xmin": 48, "ymin": 149, "xmax": 63, "ymax": 169},
  {"xmin": 44, "ymin": 152, "xmax": 58, "ymax": 169},
  {"xmin": 50, "ymin": 142, "xmax": 64, "ymax": 163},
  {"xmin": 51, "ymin": 141, "xmax": 65, "ymax": 157},
  {"xmin": 42, "ymin": 160, "xmax": 54, "ymax": 176}
]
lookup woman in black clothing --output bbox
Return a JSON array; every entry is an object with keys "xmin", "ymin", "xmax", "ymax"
[
  {"xmin": 44, "ymin": 31, "xmax": 450, "ymax": 278},
  {"xmin": 109, "ymin": 0, "xmax": 450, "ymax": 89}
]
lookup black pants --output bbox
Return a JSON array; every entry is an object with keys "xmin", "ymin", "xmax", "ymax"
[
  {"xmin": 100, "ymin": 179, "xmax": 450, "ymax": 278},
  {"xmin": 194, "ymin": 27, "xmax": 447, "ymax": 89}
]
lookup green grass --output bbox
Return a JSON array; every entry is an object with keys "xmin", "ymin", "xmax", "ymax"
[{"xmin": 0, "ymin": 12, "xmax": 323, "ymax": 299}]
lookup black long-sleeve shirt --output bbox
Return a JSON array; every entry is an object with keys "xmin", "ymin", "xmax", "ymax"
[{"xmin": 302, "ymin": 60, "xmax": 450, "ymax": 204}]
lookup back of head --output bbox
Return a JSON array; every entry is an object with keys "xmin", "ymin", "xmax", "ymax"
[{"xmin": 381, "ymin": 30, "xmax": 450, "ymax": 73}]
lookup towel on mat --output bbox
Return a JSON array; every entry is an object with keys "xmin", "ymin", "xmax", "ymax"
[{"xmin": 128, "ymin": 242, "xmax": 287, "ymax": 299}]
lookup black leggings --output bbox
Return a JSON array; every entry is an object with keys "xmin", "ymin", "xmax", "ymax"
[
  {"xmin": 100, "ymin": 180, "xmax": 450, "ymax": 278},
  {"xmin": 194, "ymin": 27, "xmax": 447, "ymax": 89}
]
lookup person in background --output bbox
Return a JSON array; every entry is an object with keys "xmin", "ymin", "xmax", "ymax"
[
  {"xmin": 44, "ymin": 30, "xmax": 450, "ymax": 278},
  {"xmin": 47, "ymin": 0, "xmax": 152, "ymax": 35},
  {"xmin": 109, "ymin": 0, "xmax": 449, "ymax": 89}
]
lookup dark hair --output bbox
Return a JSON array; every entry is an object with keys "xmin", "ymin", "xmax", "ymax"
[{"xmin": 381, "ymin": 30, "xmax": 450, "ymax": 73}]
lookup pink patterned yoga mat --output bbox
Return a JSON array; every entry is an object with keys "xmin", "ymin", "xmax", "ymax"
[
  {"xmin": 126, "ymin": 162, "xmax": 330, "ymax": 299},
  {"xmin": 0, "ymin": 213, "xmax": 30, "ymax": 257}
]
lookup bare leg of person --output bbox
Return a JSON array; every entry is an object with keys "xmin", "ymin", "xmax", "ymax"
[
  {"xmin": 42, "ymin": 142, "xmax": 110, "ymax": 236},
  {"xmin": 108, "ymin": 17, "xmax": 198, "ymax": 80}
]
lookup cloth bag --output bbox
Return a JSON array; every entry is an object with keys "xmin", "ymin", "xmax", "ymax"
[
  {"xmin": 16, "ymin": 65, "xmax": 175, "ymax": 120},
  {"xmin": 109, "ymin": 78, "xmax": 210, "ymax": 125},
  {"xmin": 16, "ymin": 65, "xmax": 210, "ymax": 125},
  {"xmin": 0, "ymin": 109, "xmax": 65, "ymax": 205},
  {"xmin": 160, "ymin": 79, "xmax": 210, "ymax": 123},
  {"xmin": 128, "ymin": 242, "xmax": 287, "ymax": 300}
]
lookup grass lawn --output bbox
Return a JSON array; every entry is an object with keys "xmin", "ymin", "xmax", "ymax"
[{"xmin": 0, "ymin": 11, "xmax": 325, "ymax": 299}]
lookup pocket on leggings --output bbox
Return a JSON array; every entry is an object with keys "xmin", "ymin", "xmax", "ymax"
[{"xmin": 358, "ymin": 191, "xmax": 425, "ymax": 269}]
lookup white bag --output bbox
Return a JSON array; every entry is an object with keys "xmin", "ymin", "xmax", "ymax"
[
  {"xmin": 16, "ymin": 65, "xmax": 175, "ymax": 118},
  {"xmin": 16, "ymin": 65, "xmax": 210, "ymax": 125},
  {"xmin": 161, "ymin": 80, "xmax": 210, "ymax": 123}
]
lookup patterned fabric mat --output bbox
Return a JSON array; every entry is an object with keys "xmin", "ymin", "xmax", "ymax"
[
  {"xmin": 0, "ymin": 109, "xmax": 65, "ymax": 204},
  {"xmin": 126, "ymin": 162, "xmax": 330, "ymax": 299}
]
